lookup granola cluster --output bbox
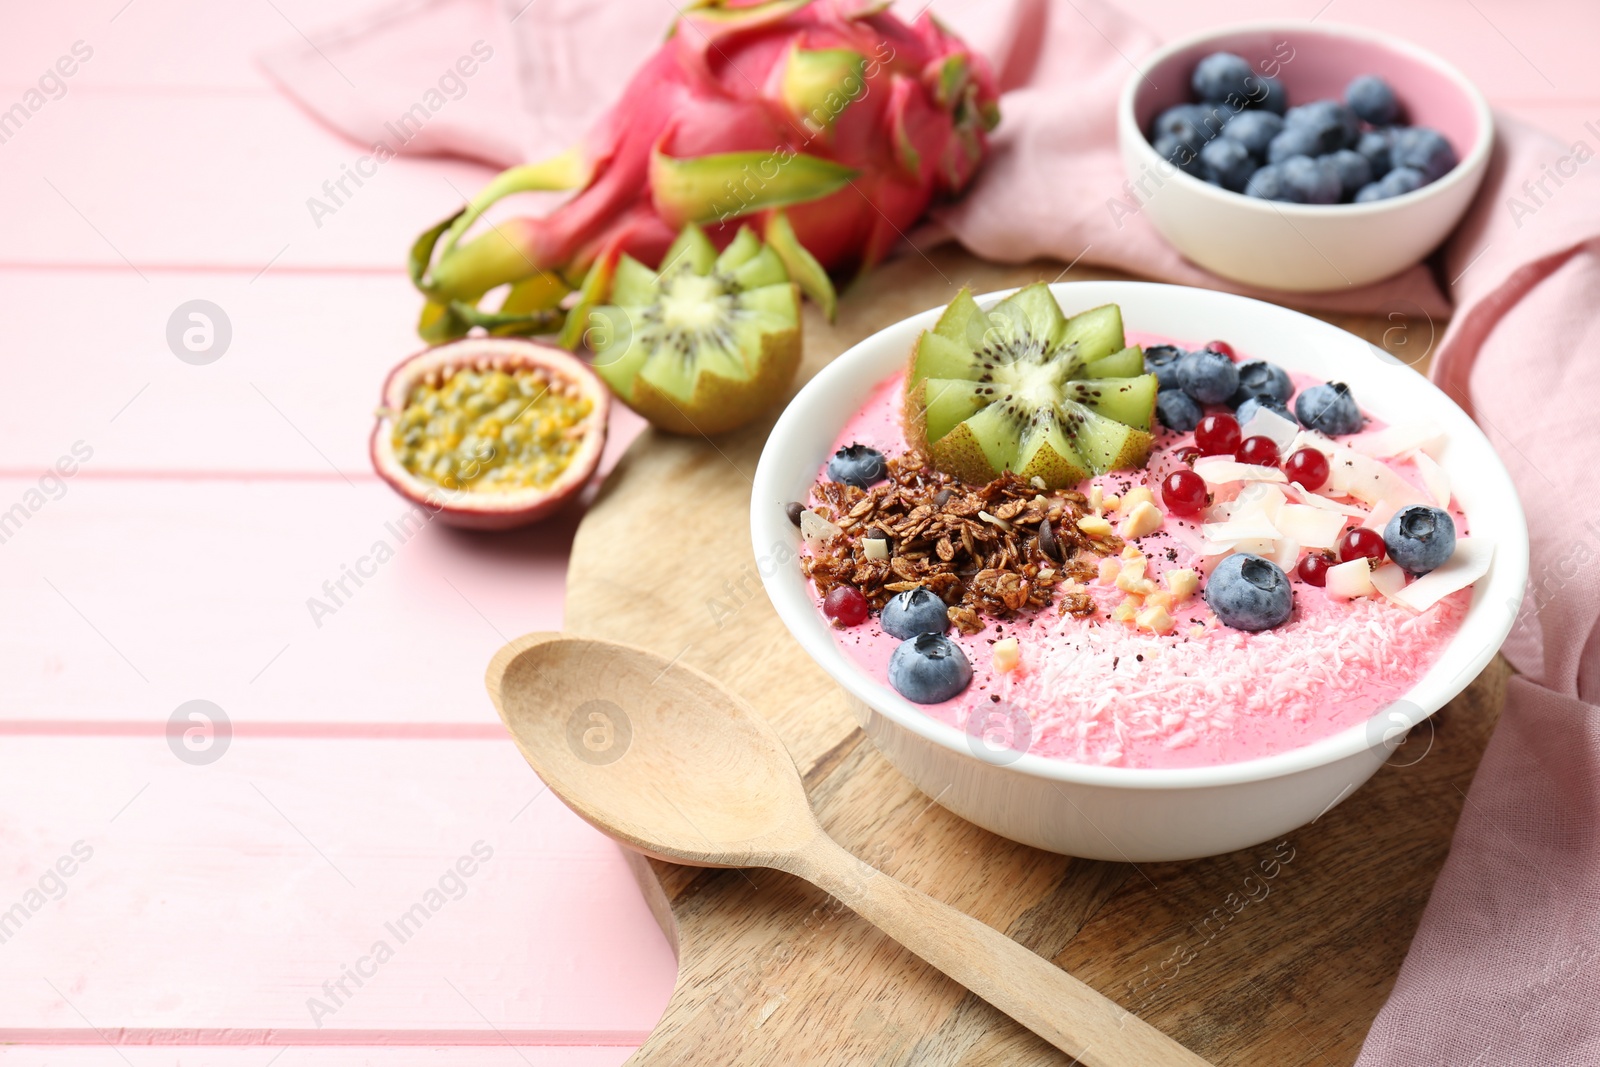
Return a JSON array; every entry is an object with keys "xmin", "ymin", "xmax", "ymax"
[{"xmin": 802, "ymin": 452, "xmax": 1121, "ymax": 634}]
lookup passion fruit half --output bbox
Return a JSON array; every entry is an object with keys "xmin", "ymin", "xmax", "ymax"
[{"xmin": 370, "ymin": 338, "xmax": 608, "ymax": 530}]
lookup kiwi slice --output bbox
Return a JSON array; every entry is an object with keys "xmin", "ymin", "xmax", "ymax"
[
  {"xmin": 587, "ymin": 223, "xmax": 801, "ymax": 436},
  {"xmin": 904, "ymin": 284, "xmax": 1158, "ymax": 487}
]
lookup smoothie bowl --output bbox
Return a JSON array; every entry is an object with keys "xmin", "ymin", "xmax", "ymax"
[{"xmin": 751, "ymin": 281, "xmax": 1526, "ymax": 861}]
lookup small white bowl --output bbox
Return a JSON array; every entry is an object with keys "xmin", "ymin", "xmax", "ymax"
[
  {"xmin": 1117, "ymin": 22, "xmax": 1493, "ymax": 292},
  {"xmin": 752, "ymin": 281, "xmax": 1526, "ymax": 861}
]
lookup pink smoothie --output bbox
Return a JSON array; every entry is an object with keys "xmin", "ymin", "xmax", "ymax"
[{"xmin": 805, "ymin": 335, "xmax": 1471, "ymax": 770}]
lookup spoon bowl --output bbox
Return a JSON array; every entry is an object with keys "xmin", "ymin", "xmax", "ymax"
[
  {"xmin": 487, "ymin": 631, "xmax": 1211, "ymax": 1067},
  {"xmin": 489, "ymin": 631, "xmax": 814, "ymax": 864}
]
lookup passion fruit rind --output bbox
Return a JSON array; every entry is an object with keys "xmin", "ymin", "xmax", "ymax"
[
  {"xmin": 904, "ymin": 284, "xmax": 1158, "ymax": 489},
  {"xmin": 584, "ymin": 222, "xmax": 803, "ymax": 436},
  {"xmin": 370, "ymin": 338, "xmax": 609, "ymax": 530}
]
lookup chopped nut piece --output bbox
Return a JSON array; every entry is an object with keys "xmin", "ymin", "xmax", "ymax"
[
  {"xmin": 863, "ymin": 537, "xmax": 890, "ymax": 561},
  {"xmin": 1118, "ymin": 500, "xmax": 1163, "ymax": 539},
  {"xmin": 1137, "ymin": 603, "xmax": 1175, "ymax": 634},
  {"xmin": 1077, "ymin": 514, "xmax": 1113, "ymax": 538},
  {"xmin": 1165, "ymin": 569, "xmax": 1200, "ymax": 601},
  {"xmin": 1121, "ymin": 544, "xmax": 1143, "ymax": 559},
  {"xmin": 1145, "ymin": 590, "xmax": 1176, "ymax": 612},
  {"xmin": 992, "ymin": 638, "xmax": 1020, "ymax": 673},
  {"xmin": 1115, "ymin": 556, "xmax": 1147, "ymax": 593},
  {"xmin": 1119, "ymin": 485, "xmax": 1155, "ymax": 512},
  {"xmin": 1098, "ymin": 557, "xmax": 1121, "ymax": 584},
  {"xmin": 1111, "ymin": 597, "xmax": 1141, "ymax": 623}
]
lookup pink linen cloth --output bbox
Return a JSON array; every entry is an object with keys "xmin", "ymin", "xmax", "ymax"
[{"xmin": 261, "ymin": 1, "xmax": 1600, "ymax": 1061}]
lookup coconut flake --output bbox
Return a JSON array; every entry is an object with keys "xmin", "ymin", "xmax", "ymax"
[
  {"xmin": 1193, "ymin": 457, "xmax": 1288, "ymax": 485},
  {"xmin": 1369, "ymin": 562, "xmax": 1408, "ymax": 605},
  {"xmin": 1202, "ymin": 515, "xmax": 1281, "ymax": 543},
  {"xmin": 1240, "ymin": 407, "xmax": 1300, "ymax": 453},
  {"xmin": 1410, "ymin": 449, "xmax": 1452, "ymax": 507},
  {"xmin": 1271, "ymin": 536, "xmax": 1300, "ymax": 571},
  {"xmin": 1393, "ymin": 538, "xmax": 1494, "ymax": 612},
  {"xmin": 800, "ymin": 509, "xmax": 843, "ymax": 548},
  {"xmin": 1329, "ymin": 448, "xmax": 1426, "ymax": 508},
  {"xmin": 1276, "ymin": 504, "xmax": 1346, "ymax": 549},
  {"xmin": 1326, "ymin": 557, "xmax": 1374, "ymax": 600},
  {"xmin": 1282, "ymin": 481, "xmax": 1368, "ymax": 517},
  {"xmin": 1362, "ymin": 498, "xmax": 1400, "ymax": 533},
  {"xmin": 1351, "ymin": 421, "xmax": 1446, "ymax": 460}
]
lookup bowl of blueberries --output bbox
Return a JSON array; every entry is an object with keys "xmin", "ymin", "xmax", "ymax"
[{"xmin": 1117, "ymin": 22, "xmax": 1492, "ymax": 291}]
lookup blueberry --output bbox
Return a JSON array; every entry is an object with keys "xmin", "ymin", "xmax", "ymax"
[
  {"xmin": 1192, "ymin": 102, "xmax": 1236, "ymax": 141},
  {"xmin": 1222, "ymin": 110, "xmax": 1284, "ymax": 157},
  {"xmin": 1294, "ymin": 382, "xmax": 1364, "ymax": 435},
  {"xmin": 887, "ymin": 633, "xmax": 973, "ymax": 704},
  {"xmin": 1143, "ymin": 344, "xmax": 1186, "ymax": 390},
  {"xmin": 1205, "ymin": 553, "xmax": 1294, "ymax": 631},
  {"xmin": 1266, "ymin": 125, "xmax": 1325, "ymax": 164},
  {"xmin": 1345, "ymin": 75, "xmax": 1402, "ymax": 126},
  {"xmin": 1281, "ymin": 155, "xmax": 1341, "ymax": 204},
  {"xmin": 1383, "ymin": 505, "xmax": 1457, "ymax": 576},
  {"xmin": 1154, "ymin": 133, "xmax": 1203, "ymax": 176},
  {"xmin": 1231, "ymin": 360, "xmax": 1293, "ymax": 405},
  {"xmin": 1284, "ymin": 100, "xmax": 1360, "ymax": 153},
  {"xmin": 1177, "ymin": 348, "xmax": 1240, "ymax": 405},
  {"xmin": 1156, "ymin": 389, "xmax": 1202, "ymax": 432},
  {"xmin": 1201, "ymin": 137, "xmax": 1256, "ymax": 191},
  {"xmin": 1192, "ymin": 52, "xmax": 1255, "ymax": 104},
  {"xmin": 1245, "ymin": 74, "xmax": 1288, "ymax": 115},
  {"xmin": 1324, "ymin": 148, "xmax": 1373, "ymax": 200},
  {"xmin": 828, "ymin": 443, "xmax": 887, "ymax": 488},
  {"xmin": 1244, "ymin": 162, "xmax": 1294, "ymax": 201},
  {"xmin": 1389, "ymin": 127, "xmax": 1457, "ymax": 182},
  {"xmin": 1150, "ymin": 104, "xmax": 1210, "ymax": 152},
  {"xmin": 1354, "ymin": 165, "xmax": 1426, "ymax": 202},
  {"xmin": 1357, "ymin": 129, "xmax": 1393, "ymax": 179},
  {"xmin": 881, "ymin": 587, "xmax": 950, "ymax": 640},
  {"xmin": 1235, "ymin": 395, "xmax": 1293, "ymax": 427}
]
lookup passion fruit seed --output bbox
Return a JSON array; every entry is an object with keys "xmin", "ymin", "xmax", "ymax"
[{"xmin": 391, "ymin": 366, "xmax": 593, "ymax": 493}]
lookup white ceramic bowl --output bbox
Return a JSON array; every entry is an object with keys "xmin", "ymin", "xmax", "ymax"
[
  {"xmin": 1117, "ymin": 22, "xmax": 1493, "ymax": 292},
  {"xmin": 752, "ymin": 281, "xmax": 1527, "ymax": 861}
]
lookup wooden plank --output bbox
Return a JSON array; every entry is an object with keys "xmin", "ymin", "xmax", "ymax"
[
  {"xmin": 0, "ymin": 479, "xmax": 588, "ymax": 724},
  {"xmin": 563, "ymin": 248, "xmax": 1509, "ymax": 1065},
  {"xmin": 0, "ymin": 734, "xmax": 672, "ymax": 1036},
  {"xmin": 0, "ymin": 95, "xmax": 493, "ymax": 269}
]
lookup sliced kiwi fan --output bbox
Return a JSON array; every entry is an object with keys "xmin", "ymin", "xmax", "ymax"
[
  {"xmin": 904, "ymin": 284, "xmax": 1158, "ymax": 488},
  {"xmin": 587, "ymin": 223, "xmax": 801, "ymax": 436}
]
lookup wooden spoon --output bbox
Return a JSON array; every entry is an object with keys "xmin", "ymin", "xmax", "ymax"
[{"xmin": 486, "ymin": 632, "xmax": 1211, "ymax": 1067}]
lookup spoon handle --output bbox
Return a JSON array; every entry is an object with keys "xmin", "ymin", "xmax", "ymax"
[{"xmin": 786, "ymin": 835, "xmax": 1211, "ymax": 1067}]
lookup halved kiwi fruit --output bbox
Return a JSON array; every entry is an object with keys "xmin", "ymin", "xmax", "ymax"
[
  {"xmin": 587, "ymin": 223, "xmax": 801, "ymax": 436},
  {"xmin": 904, "ymin": 284, "xmax": 1158, "ymax": 487}
]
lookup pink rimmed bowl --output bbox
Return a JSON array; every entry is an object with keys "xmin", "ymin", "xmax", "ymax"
[
  {"xmin": 1117, "ymin": 22, "xmax": 1493, "ymax": 292},
  {"xmin": 752, "ymin": 281, "xmax": 1526, "ymax": 861}
]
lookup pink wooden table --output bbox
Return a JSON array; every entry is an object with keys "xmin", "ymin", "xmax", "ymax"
[{"xmin": 2, "ymin": 0, "xmax": 1593, "ymax": 1062}]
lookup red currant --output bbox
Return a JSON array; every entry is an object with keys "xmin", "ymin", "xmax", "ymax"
[
  {"xmin": 823, "ymin": 585, "xmax": 869, "ymax": 627},
  {"xmin": 1205, "ymin": 340, "xmax": 1236, "ymax": 360},
  {"xmin": 1162, "ymin": 468, "xmax": 1209, "ymax": 517},
  {"xmin": 1194, "ymin": 413, "xmax": 1242, "ymax": 456},
  {"xmin": 1172, "ymin": 445, "xmax": 1202, "ymax": 466},
  {"xmin": 1284, "ymin": 447, "xmax": 1331, "ymax": 491},
  {"xmin": 1235, "ymin": 435, "xmax": 1280, "ymax": 467},
  {"xmin": 1339, "ymin": 527, "xmax": 1386, "ymax": 564},
  {"xmin": 1297, "ymin": 552, "xmax": 1335, "ymax": 586}
]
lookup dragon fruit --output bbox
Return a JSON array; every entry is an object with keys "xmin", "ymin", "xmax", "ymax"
[{"xmin": 411, "ymin": 0, "xmax": 999, "ymax": 343}]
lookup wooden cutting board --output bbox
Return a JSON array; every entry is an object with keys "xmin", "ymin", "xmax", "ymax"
[{"xmin": 563, "ymin": 247, "xmax": 1507, "ymax": 1066}]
